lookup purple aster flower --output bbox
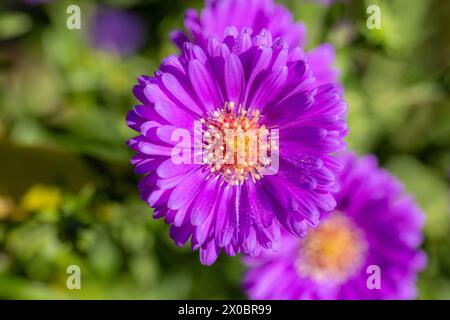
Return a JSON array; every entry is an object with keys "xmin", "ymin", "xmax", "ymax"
[
  {"xmin": 171, "ymin": 0, "xmax": 338, "ymax": 87},
  {"xmin": 22, "ymin": 0, "xmax": 52, "ymax": 4},
  {"xmin": 126, "ymin": 28, "xmax": 348, "ymax": 265},
  {"xmin": 178, "ymin": 0, "xmax": 306, "ymax": 49},
  {"xmin": 89, "ymin": 7, "xmax": 146, "ymax": 56},
  {"xmin": 244, "ymin": 153, "xmax": 426, "ymax": 299}
]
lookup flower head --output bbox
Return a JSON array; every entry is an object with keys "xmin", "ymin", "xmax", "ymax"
[
  {"xmin": 244, "ymin": 153, "xmax": 426, "ymax": 299},
  {"xmin": 172, "ymin": 0, "xmax": 338, "ymax": 86},
  {"xmin": 174, "ymin": 0, "xmax": 306, "ymax": 50},
  {"xmin": 90, "ymin": 7, "xmax": 146, "ymax": 56},
  {"xmin": 22, "ymin": 0, "xmax": 52, "ymax": 4},
  {"xmin": 127, "ymin": 28, "xmax": 348, "ymax": 265}
]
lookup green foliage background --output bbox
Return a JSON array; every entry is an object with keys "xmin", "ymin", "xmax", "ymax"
[{"xmin": 0, "ymin": 0, "xmax": 449, "ymax": 299}]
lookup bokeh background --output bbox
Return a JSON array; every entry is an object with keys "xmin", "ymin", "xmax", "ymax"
[{"xmin": 0, "ymin": 0, "xmax": 449, "ymax": 299}]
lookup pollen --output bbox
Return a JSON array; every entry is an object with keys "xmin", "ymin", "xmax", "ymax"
[
  {"xmin": 296, "ymin": 212, "xmax": 368, "ymax": 284},
  {"xmin": 201, "ymin": 102, "xmax": 276, "ymax": 185}
]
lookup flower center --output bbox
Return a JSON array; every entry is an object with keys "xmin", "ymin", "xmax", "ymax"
[
  {"xmin": 201, "ymin": 102, "xmax": 276, "ymax": 185},
  {"xmin": 296, "ymin": 212, "xmax": 367, "ymax": 284}
]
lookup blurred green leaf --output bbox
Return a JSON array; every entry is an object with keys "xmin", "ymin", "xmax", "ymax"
[
  {"xmin": 0, "ymin": 12, "xmax": 32, "ymax": 40},
  {"xmin": 387, "ymin": 156, "xmax": 450, "ymax": 239}
]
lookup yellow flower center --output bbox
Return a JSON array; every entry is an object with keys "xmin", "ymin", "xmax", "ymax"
[
  {"xmin": 296, "ymin": 212, "xmax": 367, "ymax": 284},
  {"xmin": 201, "ymin": 102, "xmax": 277, "ymax": 185}
]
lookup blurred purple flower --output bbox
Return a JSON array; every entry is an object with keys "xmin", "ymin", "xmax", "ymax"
[
  {"xmin": 126, "ymin": 29, "xmax": 348, "ymax": 265},
  {"xmin": 22, "ymin": 0, "xmax": 52, "ymax": 4},
  {"xmin": 171, "ymin": 0, "xmax": 339, "ymax": 87},
  {"xmin": 244, "ymin": 153, "xmax": 426, "ymax": 299},
  {"xmin": 90, "ymin": 7, "xmax": 146, "ymax": 56},
  {"xmin": 175, "ymin": 0, "xmax": 307, "ymax": 49}
]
